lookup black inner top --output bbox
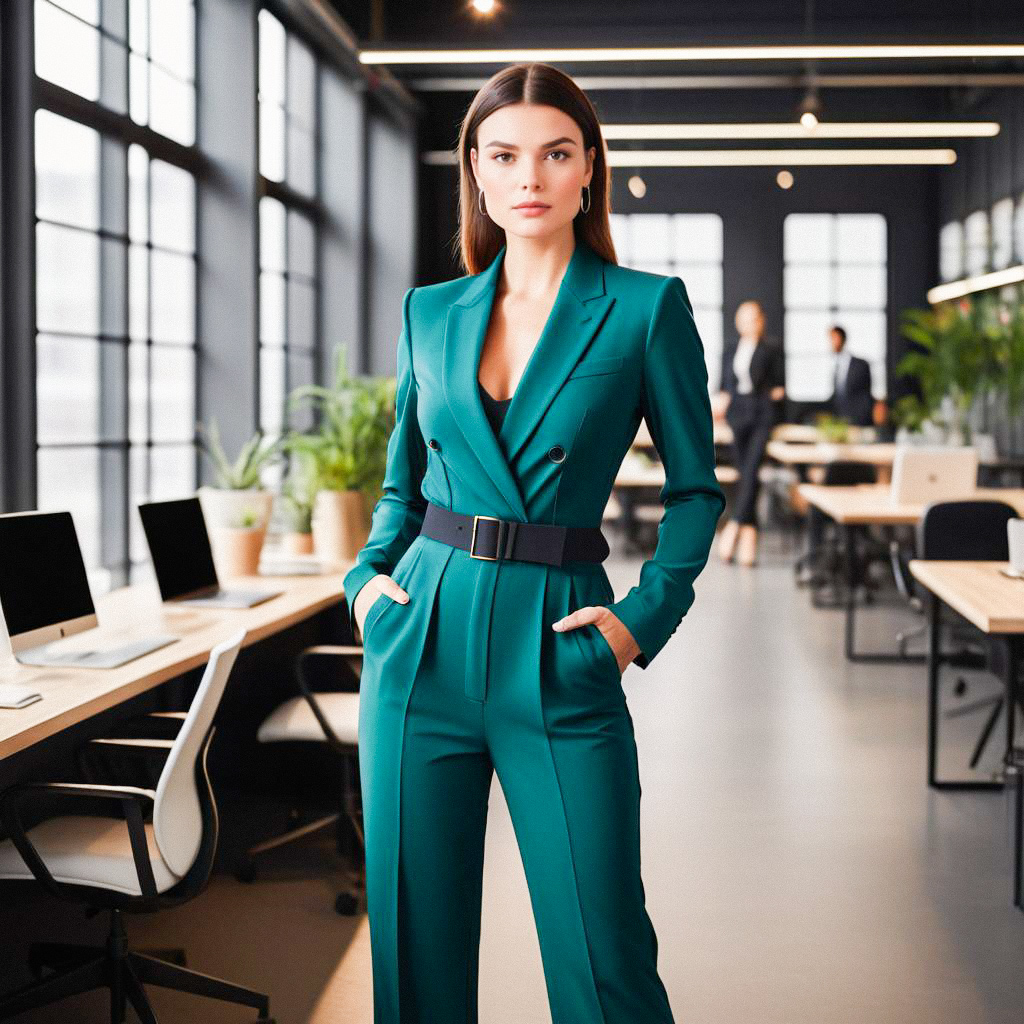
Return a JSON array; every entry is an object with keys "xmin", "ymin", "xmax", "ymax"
[{"xmin": 478, "ymin": 381, "xmax": 512, "ymax": 435}]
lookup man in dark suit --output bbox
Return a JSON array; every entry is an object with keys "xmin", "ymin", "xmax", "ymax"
[{"xmin": 828, "ymin": 325, "xmax": 873, "ymax": 427}]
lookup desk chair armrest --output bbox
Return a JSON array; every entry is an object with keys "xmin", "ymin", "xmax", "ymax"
[
  {"xmin": 295, "ymin": 646, "xmax": 363, "ymax": 753},
  {"xmin": 0, "ymin": 783, "xmax": 159, "ymax": 900},
  {"xmin": 110, "ymin": 711, "xmax": 188, "ymax": 742}
]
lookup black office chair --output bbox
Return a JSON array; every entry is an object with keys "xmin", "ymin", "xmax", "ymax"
[
  {"xmin": 0, "ymin": 629, "xmax": 275, "ymax": 1023},
  {"xmin": 238, "ymin": 645, "xmax": 365, "ymax": 916},
  {"xmin": 913, "ymin": 500, "xmax": 1019, "ymax": 770},
  {"xmin": 801, "ymin": 460, "xmax": 879, "ymax": 603}
]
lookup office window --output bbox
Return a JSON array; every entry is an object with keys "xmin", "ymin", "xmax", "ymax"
[
  {"xmin": 1014, "ymin": 193, "xmax": 1024, "ymax": 265},
  {"xmin": 257, "ymin": 8, "xmax": 320, "ymax": 445},
  {"xmin": 964, "ymin": 209, "xmax": 989, "ymax": 277},
  {"xmin": 35, "ymin": 0, "xmax": 195, "ymax": 146},
  {"xmin": 33, "ymin": 1, "xmax": 198, "ymax": 588},
  {"xmin": 991, "ymin": 198, "xmax": 1014, "ymax": 271},
  {"xmin": 939, "ymin": 220, "xmax": 964, "ymax": 283},
  {"xmin": 783, "ymin": 213, "xmax": 888, "ymax": 402},
  {"xmin": 609, "ymin": 213, "xmax": 724, "ymax": 390}
]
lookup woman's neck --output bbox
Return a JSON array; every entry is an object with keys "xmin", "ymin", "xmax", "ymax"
[{"xmin": 500, "ymin": 229, "xmax": 576, "ymax": 301}]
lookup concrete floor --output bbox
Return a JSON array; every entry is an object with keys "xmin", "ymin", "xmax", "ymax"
[{"xmin": 2, "ymin": 536, "xmax": 1023, "ymax": 1023}]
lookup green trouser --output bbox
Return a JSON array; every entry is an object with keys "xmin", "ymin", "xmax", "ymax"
[{"xmin": 357, "ymin": 538, "xmax": 676, "ymax": 1024}]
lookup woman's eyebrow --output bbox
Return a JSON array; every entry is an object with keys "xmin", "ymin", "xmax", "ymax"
[{"xmin": 483, "ymin": 137, "xmax": 577, "ymax": 149}]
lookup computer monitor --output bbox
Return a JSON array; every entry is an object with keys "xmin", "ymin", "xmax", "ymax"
[
  {"xmin": 137, "ymin": 497, "xmax": 222, "ymax": 602},
  {"xmin": 0, "ymin": 511, "xmax": 98, "ymax": 653}
]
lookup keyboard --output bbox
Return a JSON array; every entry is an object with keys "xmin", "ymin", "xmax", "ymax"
[{"xmin": 17, "ymin": 634, "xmax": 179, "ymax": 669}]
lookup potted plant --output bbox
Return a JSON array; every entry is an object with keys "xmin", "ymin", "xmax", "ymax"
[
  {"xmin": 283, "ymin": 343, "xmax": 396, "ymax": 566},
  {"xmin": 279, "ymin": 451, "xmax": 317, "ymax": 555},
  {"xmin": 814, "ymin": 412, "xmax": 851, "ymax": 444},
  {"xmin": 196, "ymin": 419, "xmax": 283, "ymax": 577}
]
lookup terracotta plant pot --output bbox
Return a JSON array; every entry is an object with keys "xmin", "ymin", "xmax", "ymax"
[
  {"xmin": 209, "ymin": 525, "xmax": 266, "ymax": 579},
  {"xmin": 311, "ymin": 489, "xmax": 370, "ymax": 567},
  {"xmin": 282, "ymin": 531, "xmax": 314, "ymax": 556}
]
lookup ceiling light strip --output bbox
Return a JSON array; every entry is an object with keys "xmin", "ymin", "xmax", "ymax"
[
  {"xmin": 361, "ymin": 44, "xmax": 1024, "ymax": 66},
  {"xmin": 601, "ymin": 122, "xmax": 999, "ymax": 140},
  {"xmin": 927, "ymin": 265, "xmax": 1024, "ymax": 303}
]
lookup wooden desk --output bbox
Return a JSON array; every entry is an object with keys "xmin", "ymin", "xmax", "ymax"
[
  {"xmin": 0, "ymin": 571, "xmax": 350, "ymax": 764},
  {"xmin": 797, "ymin": 485, "xmax": 1024, "ymax": 662},
  {"xmin": 909, "ymin": 560, "xmax": 1024, "ymax": 908},
  {"xmin": 767, "ymin": 441, "xmax": 897, "ymax": 483}
]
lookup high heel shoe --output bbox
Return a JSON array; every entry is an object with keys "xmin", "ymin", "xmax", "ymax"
[
  {"xmin": 717, "ymin": 520, "xmax": 740, "ymax": 563},
  {"xmin": 736, "ymin": 525, "xmax": 758, "ymax": 567}
]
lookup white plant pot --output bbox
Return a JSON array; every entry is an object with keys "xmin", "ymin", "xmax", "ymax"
[
  {"xmin": 197, "ymin": 486, "xmax": 274, "ymax": 530},
  {"xmin": 311, "ymin": 489, "xmax": 370, "ymax": 567}
]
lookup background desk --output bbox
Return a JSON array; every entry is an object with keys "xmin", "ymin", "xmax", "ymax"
[
  {"xmin": 797, "ymin": 485, "xmax": 1024, "ymax": 662},
  {"xmin": 0, "ymin": 571, "xmax": 351, "ymax": 789}
]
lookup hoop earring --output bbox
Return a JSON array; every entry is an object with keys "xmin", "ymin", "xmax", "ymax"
[
  {"xmin": 580, "ymin": 185, "xmax": 591, "ymax": 214},
  {"xmin": 478, "ymin": 189, "xmax": 487, "ymax": 217}
]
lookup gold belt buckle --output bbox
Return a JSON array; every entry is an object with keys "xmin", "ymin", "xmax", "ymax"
[{"xmin": 470, "ymin": 515, "xmax": 501, "ymax": 560}]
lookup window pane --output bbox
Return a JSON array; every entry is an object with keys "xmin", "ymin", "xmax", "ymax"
[
  {"xmin": 260, "ymin": 272, "xmax": 285, "ymax": 347},
  {"xmin": 258, "ymin": 9, "xmax": 286, "ymax": 105},
  {"xmin": 835, "ymin": 214, "xmax": 886, "ymax": 263},
  {"xmin": 629, "ymin": 215, "xmax": 672, "ymax": 261},
  {"xmin": 992, "ymin": 197, "xmax": 1014, "ymax": 270},
  {"xmin": 287, "ymin": 34, "xmax": 316, "ymax": 127},
  {"xmin": 288, "ymin": 280, "xmax": 316, "ymax": 353},
  {"xmin": 49, "ymin": 0, "xmax": 99, "ymax": 21},
  {"xmin": 37, "ymin": 447, "xmax": 102, "ymax": 570},
  {"xmin": 129, "ymin": 52, "xmax": 149, "ymax": 125},
  {"xmin": 785, "ymin": 265, "xmax": 831, "ymax": 309},
  {"xmin": 260, "ymin": 347, "xmax": 286, "ymax": 433},
  {"xmin": 151, "ymin": 346, "xmax": 195, "ymax": 441},
  {"xmin": 260, "ymin": 197, "xmax": 286, "ymax": 272},
  {"xmin": 36, "ymin": 336, "xmax": 100, "ymax": 444},
  {"xmin": 784, "ymin": 310, "xmax": 833, "ymax": 358},
  {"xmin": 129, "ymin": 244, "xmax": 149, "ymax": 340},
  {"xmin": 151, "ymin": 444, "xmax": 196, "ymax": 500},
  {"xmin": 673, "ymin": 214, "xmax": 721, "ymax": 262},
  {"xmin": 35, "ymin": 111, "xmax": 100, "ymax": 230},
  {"xmin": 151, "ymin": 159, "xmax": 195, "ymax": 252},
  {"xmin": 1015, "ymin": 195, "xmax": 1024, "ymax": 264},
  {"xmin": 149, "ymin": 0, "xmax": 194, "ymax": 81},
  {"xmin": 836, "ymin": 264, "xmax": 886, "ymax": 309},
  {"xmin": 35, "ymin": 0, "xmax": 100, "ymax": 101},
  {"xmin": 151, "ymin": 250, "xmax": 195, "ymax": 343},
  {"xmin": 287, "ymin": 210, "xmax": 314, "ymax": 279},
  {"xmin": 260, "ymin": 101, "xmax": 286, "ymax": 182},
  {"xmin": 939, "ymin": 221, "xmax": 963, "ymax": 283},
  {"xmin": 287, "ymin": 123, "xmax": 316, "ymax": 196},
  {"xmin": 149, "ymin": 66, "xmax": 195, "ymax": 146},
  {"xmin": 784, "ymin": 214, "xmax": 832, "ymax": 263},
  {"xmin": 964, "ymin": 209, "xmax": 989, "ymax": 276},
  {"xmin": 129, "ymin": 341, "xmax": 149, "ymax": 441},
  {"xmin": 128, "ymin": 145, "xmax": 149, "ymax": 244},
  {"xmin": 129, "ymin": 0, "xmax": 148, "ymax": 55},
  {"xmin": 37, "ymin": 223, "xmax": 100, "ymax": 334}
]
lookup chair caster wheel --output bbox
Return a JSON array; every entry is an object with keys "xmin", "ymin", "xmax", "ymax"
[
  {"xmin": 235, "ymin": 858, "xmax": 257, "ymax": 884},
  {"xmin": 335, "ymin": 891, "xmax": 359, "ymax": 915}
]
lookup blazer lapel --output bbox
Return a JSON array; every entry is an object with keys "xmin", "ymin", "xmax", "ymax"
[{"xmin": 441, "ymin": 239, "xmax": 615, "ymax": 523}]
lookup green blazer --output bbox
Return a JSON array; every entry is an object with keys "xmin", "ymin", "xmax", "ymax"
[{"xmin": 343, "ymin": 237, "xmax": 726, "ymax": 678}]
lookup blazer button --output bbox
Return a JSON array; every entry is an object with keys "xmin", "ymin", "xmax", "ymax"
[
  {"xmin": 547, "ymin": 444, "xmax": 566, "ymax": 464},
  {"xmin": 428, "ymin": 438, "xmax": 440, "ymax": 451}
]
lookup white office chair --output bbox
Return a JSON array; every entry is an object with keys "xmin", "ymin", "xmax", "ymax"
[
  {"xmin": 239, "ymin": 644, "xmax": 365, "ymax": 916},
  {"xmin": 0, "ymin": 628, "xmax": 275, "ymax": 1023}
]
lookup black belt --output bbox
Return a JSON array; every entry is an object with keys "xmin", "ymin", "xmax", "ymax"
[{"xmin": 420, "ymin": 502, "xmax": 609, "ymax": 566}]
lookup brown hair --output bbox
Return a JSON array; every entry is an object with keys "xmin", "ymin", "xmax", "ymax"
[{"xmin": 454, "ymin": 63, "xmax": 617, "ymax": 275}]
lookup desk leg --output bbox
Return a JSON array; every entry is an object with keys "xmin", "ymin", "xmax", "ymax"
[
  {"xmin": 927, "ymin": 593, "xmax": 1003, "ymax": 791},
  {"xmin": 842, "ymin": 522, "xmax": 925, "ymax": 665}
]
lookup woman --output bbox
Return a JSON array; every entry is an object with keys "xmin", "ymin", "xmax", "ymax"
[
  {"xmin": 712, "ymin": 300, "xmax": 786, "ymax": 567},
  {"xmin": 343, "ymin": 62, "xmax": 725, "ymax": 1024}
]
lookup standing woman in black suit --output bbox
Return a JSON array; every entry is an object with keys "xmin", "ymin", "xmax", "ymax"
[{"xmin": 711, "ymin": 300, "xmax": 786, "ymax": 566}]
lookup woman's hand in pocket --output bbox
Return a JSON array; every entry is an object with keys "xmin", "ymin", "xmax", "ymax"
[
  {"xmin": 552, "ymin": 605, "xmax": 640, "ymax": 674},
  {"xmin": 354, "ymin": 573, "xmax": 409, "ymax": 641}
]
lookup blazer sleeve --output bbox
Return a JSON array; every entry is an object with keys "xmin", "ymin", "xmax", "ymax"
[
  {"xmin": 342, "ymin": 286, "xmax": 428, "ymax": 638},
  {"xmin": 605, "ymin": 276, "xmax": 728, "ymax": 669}
]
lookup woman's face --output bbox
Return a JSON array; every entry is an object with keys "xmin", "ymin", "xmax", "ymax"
[
  {"xmin": 470, "ymin": 102, "xmax": 595, "ymax": 241},
  {"xmin": 735, "ymin": 302, "xmax": 765, "ymax": 338}
]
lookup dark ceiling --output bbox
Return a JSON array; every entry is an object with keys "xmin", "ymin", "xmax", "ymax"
[{"xmin": 328, "ymin": 1, "xmax": 1021, "ymax": 48}]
